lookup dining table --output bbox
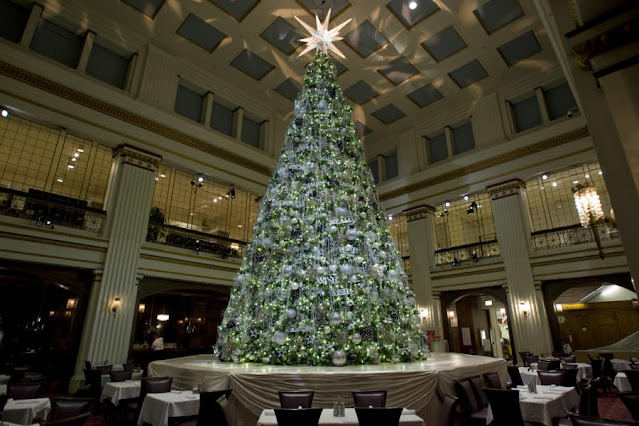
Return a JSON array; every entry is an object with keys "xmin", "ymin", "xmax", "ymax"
[
  {"xmin": 2, "ymin": 398, "xmax": 51, "ymax": 425},
  {"xmin": 613, "ymin": 372, "xmax": 632, "ymax": 392},
  {"xmin": 137, "ymin": 390, "xmax": 200, "ymax": 426},
  {"xmin": 256, "ymin": 407, "xmax": 425, "ymax": 426},
  {"xmin": 518, "ymin": 367, "xmax": 540, "ymax": 386},
  {"xmin": 100, "ymin": 369, "xmax": 143, "ymax": 388},
  {"xmin": 1, "ymin": 384, "xmax": 7, "ymax": 395},
  {"xmin": 611, "ymin": 359, "xmax": 632, "ymax": 372},
  {"xmin": 0, "ymin": 374, "xmax": 10, "ymax": 384},
  {"xmin": 101, "ymin": 380, "xmax": 141, "ymax": 406},
  {"xmin": 486, "ymin": 385, "xmax": 579, "ymax": 426},
  {"xmin": 529, "ymin": 362, "xmax": 592, "ymax": 381}
]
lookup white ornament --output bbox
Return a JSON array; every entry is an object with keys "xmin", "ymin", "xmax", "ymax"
[
  {"xmin": 345, "ymin": 244, "xmax": 353, "ymax": 252},
  {"xmin": 291, "ymin": 218, "xmax": 299, "ymax": 225},
  {"xmin": 332, "ymin": 350, "xmax": 347, "ymax": 366},
  {"xmin": 329, "ymin": 264, "xmax": 338, "ymax": 273},
  {"xmin": 359, "ymin": 212, "xmax": 367, "ymax": 219},
  {"xmin": 294, "ymin": 10, "xmax": 352, "ymax": 59},
  {"xmin": 355, "ymin": 256, "xmax": 365, "ymax": 264},
  {"xmin": 337, "ymin": 207, "xmax": 348, "ymax": 217},
  {"xmin": 316, "ymin": 266, "xmax": 325, "ymax": 275},
  {"xmin": 324, "ymin": 326, "xmax": 332, "ymax": 334},
  {"xmin": 286, "ymin": 309, "xmax": 297, "ymax": 319},
  {"xmin": 331, "ymin": 312, "xmax": 343, "ymax": 325},
  {"xmin": 389, "ymin": 270, "xmax": 399, "ymax": 279},
  {"xmin": 352, "ymin": 333, "xmax": 362, "ymax": 344},
  {"xmin": 273, "ymin": 331, "xmax": 287, "ymax": 345},
  {"xmin": 283, "ymin": 265, "xmax": 293, "ymax": 276},
  {"xmin": 340, "ymin": 264, "xmax": 353, "ymax": 275},
  {"xmin": 346, "ymin": 229, "xmax": 357, "ymax": 239},
  {"xmin": 290, "ymin": 282, "xmax": 300, "ymax": 291}
]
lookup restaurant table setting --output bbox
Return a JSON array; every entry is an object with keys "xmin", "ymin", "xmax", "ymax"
[
  {"xmin": 256, "ymin": 407, "xmax": 424, "ymax": 426},
  {"xmin": 611, "ymin": 359, "xmax": 632, "ymax": 372},
  {"xmin": 100, "ymin": 380, "xmax": 141, "ymax": 406},
  {"xmin": 518, "ymin": 367, "xmax": 541, "ymax": 386},
  {"xmin": 2, "ymin": 398, "xmax": 51, "ymax": 425},
  {"xmin": 486, "ymin": 385, "xmax": 579, "ymax": 426},
  {"xmin": 100, "ymin": 369, "xmax": 143, "ymax": 388},
  {"xmin": 137, "ymin": 390, "xmax": 199, "ymax": 426},
  {"xmin": 613, "ymin": 372, "xmax": 631, "ymax": 392},
  {"xmin": 529, "ymin": 362, "xmax": 592, "ymax": 381}
]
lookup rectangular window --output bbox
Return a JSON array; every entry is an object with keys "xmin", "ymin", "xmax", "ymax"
[
  {"xmin": 428, "ymin": 133, "xmax": 447, "ymax": 164},
  {"xmin": 452, "ymin": 122, "xmax": 475, "ymax": 155},
  {"xmin": 0, "ymin": 0, "xmax": 30, "ymax": 43},
  {"xmin": 544, "ymin": 82, "xmax": 578, "ymax": 121},
  {"xmin": 368, "ymin": 160, "xmax": 379, "ymax": 184},
  {"xmin": 30, "ymin": 19, "xmax": 84, "ymax": 68},
  {"xmin": 210, "ymin": 102, "xmax": 233, "ymax": 136},
  {"xmin": 241, "ymin": 116, "xmax": 260, "ymax": 148},
  {"xmin": 86, "ymin": 43, "xmax": 130, "ymax": 89},
  {"xmin": 385, "ymin": 152, "xmax": 398, "ymax": 180},
  {"xmin": 511, "ymin": 96, "xmax": 542, "ymax": 132},
  {"xmin": 174, "ymin": 85, "xmax": 203, "ymax": 123}
]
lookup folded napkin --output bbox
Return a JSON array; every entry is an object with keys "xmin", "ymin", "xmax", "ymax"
[
  {"xmin": 402, "ymin": 409, "xmax": 416, "ymax": 415},
  {"xmin": 264, "ymin": 410, "xmax": 276, "ymax": 416},
  {"xmin": 14, "ymin": 400, "xmax": 38, "ymax": 405},
  {"xmin": 531, "ymin": 395, "xmax": 554, "ymax": 400},
  {"xmin": 171, "ymin": 390, "xmax": 182, "ymax": 394}
]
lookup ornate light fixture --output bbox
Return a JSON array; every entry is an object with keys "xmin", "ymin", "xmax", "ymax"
[
  {"xmin": 294, "ymin": 8, "xmax": 352, "ymax": 59},
  {"xmin": 573, "ymin": 184, "xmax": 605, "ymax": 259},
  {"xmin": 110, "ymin": 297, "xmax": 121, "ymax": 315},
  {"xmin": 519, "ymin": 301, "xmax": 530, "ymax": 317}
]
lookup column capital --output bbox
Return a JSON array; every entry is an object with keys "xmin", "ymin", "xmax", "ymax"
[
  {"xmin": 92, "ymin": 269, "xmax": 104, "ymax": 280},
  {"xmin": 486, "ymin": 178, "xmax": 526, "ymax": 200},
  {"xmin": 113, "ymin": 144, "xmax": 162, "ymax": 172},
  {"xmin": 432, "ymin": 291, "xmax": 441, "ymax": 299},
  {"xmin": 403, "ymin": 205, "xmax": 436, "ymax": 222}
]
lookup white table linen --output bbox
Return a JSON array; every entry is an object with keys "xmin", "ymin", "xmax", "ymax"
[
  {"xmin": 0, "ymin": 374, "xmax": 10, "ymax": 384},
  {"xmin": 137, "ymin": 391, "xmax": 199, "ymax": 426},
  {"xmin": 614, "ymin": 372, "xmax": 632, "ymax": 392},
  {"xmin": 256, "ymin": 408, "xmax": 424, "ymax": 426},
  {"xmin": 100, "ymin": 370, "xmax": 143, "ymax": 388},
  {"xmin": 1, "ymin": 384, "xmax": 7, "ymax": 395},
  {"xmin": 2, "ymin": 398, "xmax": 51, "ymax": 425},
  {"xmin": 518, "ymin": 367, "xmax": 540, "ymax": 386},
  {"xmin": 101, "ymin": 380, "xmax": 141, "ymax": 406},
  {"xmin": 611, "ymin": 359, "xmax": 632, "ymax": 372},
  {"xmin": 564, "ymin": 363, "xmax": 592, "ymax": 381},
  {"xmin": 486, "ymin": 385, "xmax": 578, "ymax": 426}
]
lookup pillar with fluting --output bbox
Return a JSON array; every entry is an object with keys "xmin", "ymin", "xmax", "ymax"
[
  {"xmin": 404, "ymin": 205, "xmax": 443, "ymax": 338},
  {"xmin": 69, "ymin": 145, "xmax": 161, "ymax": 391},
  {"xmin": 487, "ymin": 179, "xmax": 553, "ymax": 359}
]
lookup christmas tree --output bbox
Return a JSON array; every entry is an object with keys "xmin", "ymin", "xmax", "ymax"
[{"xmin": 216, "ymin": 12, "xmax": 426, "ymax": 366}]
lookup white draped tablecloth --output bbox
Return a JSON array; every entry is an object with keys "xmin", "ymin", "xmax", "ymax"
[
  {"xmin": 0, "ymin": 374, "xmax": 10, "ymax": 384},
  {"xmin": 256, "ymin": 408, "xmax": 424, "ymax": 426},
  {"xmin": 100, "ymin": 370, "xmax": 143, "ymax": 388},
  {"xmin": 518, "ymin": 367, "xmax": 540, "ymax": 386},
  {"xmin": 614, "ymin": 372, "xmax": 631, "ymax": 392},
  {"xmin": 101, "ymin": 380, "xmax": 141, "ymax": 406},
  {"xmin": 1, "ymin": 384, "xmax": 7, "ymax": 395},
  {"xmin": 611, "ymin": 359, "xmax": 632, "ymax": 372},
  {"xmin": 528, "ymin": 363, "xmax": 592, "ymax": 382},
  {"xmin": 137, "ymin": 391, "xmax": 199, "ymax": 426},
  {"xmin": 487, "ymin": 385, "xmax": 578, "ymax": 426},
  {"xmin": 148, "ymin": 353, "xmax": 507, "ymax": 426},
  {"xmin": 2, "ymin": 398, "xmax": 51, "ymax": 425}
]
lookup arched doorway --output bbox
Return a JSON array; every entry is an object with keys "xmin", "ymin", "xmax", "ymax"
[
  {"xmin": 440, "ymin": 287, "xmax": 513, "ymax": 361},
  {"xmin": 543, "ymin": 274, "xmax": 638, "ymax": 352}
]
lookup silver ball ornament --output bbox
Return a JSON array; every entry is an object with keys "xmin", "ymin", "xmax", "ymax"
[
  {"xmin": 324, "ymin": 326, "xmax": 331, "ymax": 334},
  {"xmin": 286, "ymin": 309, "xmax": 297, "ymax": 319},
  {"xmin": 290, "ymin": 282, "xmax": 300, "ymax": 291},
  {"xmin": 352, "ymin": 333, "xmax": 362, "ymax": 344},
  {"xmin": 332, "ymin": 350, "xmax": 347, "ymax": 366},
  {"xmin": 282, "ymin": 265, "xmax": 293, "ymax": 275},
  {"xmin": 331, "ymin": 312, "xmax": 343, "ymax": 325},
  {"xmin": 273, "ymin": 331, "xmax": 287, "ymax": 345},
  {"xmin": 346, "ymin": 229, "xmax": 358, "ymax": 239}
]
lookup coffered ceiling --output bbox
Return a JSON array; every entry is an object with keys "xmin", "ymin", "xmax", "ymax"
[{"xmin": 38, "ymin": 0, "xmax": 562, "ymax": 147}]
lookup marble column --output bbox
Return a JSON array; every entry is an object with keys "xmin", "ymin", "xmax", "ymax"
[
  {"xmin": 69, "ymin": 145, "xmax": 161, "ymax": 392},
  {"xmin": 487, "ymin": 179, "xmax": 553, "ymax": 359},
  {"xmin": 404, "ymin": 205, "xmax": 443, "ymax": 338}
]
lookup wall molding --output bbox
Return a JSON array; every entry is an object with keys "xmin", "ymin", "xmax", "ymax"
[{"xmin": 0, "ymin": 231, "xmax": 107, "ymax": 252}]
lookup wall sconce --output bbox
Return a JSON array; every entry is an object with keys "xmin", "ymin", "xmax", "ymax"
[
  {"xmin": 632, "ymin": 298, "xmax": 639, "ymax": 310},
  {"xmin": 157, "ymin": 314, "xmax": 170, "ymax": 322},
  {"xmin": 110, "ymin": 297, "xmax": 121, "ymax": 314},
  {"xmin": 555, "ymin": 303, "xmax": 563, "ymax": 313},
  {"xmin": 500, "ymin": 308, "xmax": 506, "ymax": 316},
  {"xmin": 66, "ymin": 298, "xmax": 77, "ymax": 310},
  {"xmin": 138, "ymin": 303, "xmax": 145, "ymax": 313},
  {"xmin": 420, "ymin": 309, "xmax": 428, "ymax": 321},
  {"xmin": 520, "ymin": 302, "xmax": 530, "ymax": 317},
  {"xmin": 484, "ymin": 300, "xmax": 493, "ymax": 307},
  {"xmin": 447, "ymin": 310, "xmax": 458, "ymax": 327}
]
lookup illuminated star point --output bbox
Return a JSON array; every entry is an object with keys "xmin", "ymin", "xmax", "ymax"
[{"xmin": 294, "ymin": 8, "xmax": 352, "ymax": 59}]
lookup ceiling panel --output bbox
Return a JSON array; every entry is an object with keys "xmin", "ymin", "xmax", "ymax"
[
  {"xmin": 355, "ymin": 121, "xmax": 374, "ymax": 137},
  {"xmin": 343, "ymin": 20, "xmax": 389, "ymax": 58},
  {"xmin": 421, "ymin": 26, "xmax": 467, "ymax": 62},
  {"xmin": 498, "ymin": 31, "xmax": 542, "ymax": 66},
  {"xmin": 343, "ymin": 80, "xmax": 379, "ymax": 105},
  {"xmin": 230, "ymin": 49, "xmax": 275, "ymax": 80},
  {"xmin": 208, "ymin": 0, "xmax": 260, "ymax": 22},
  {"xmin": 386, "ymin": 0, "xmax": 439, "ymax": 29},
  {"xmin": 177, "ymin": 13, "xmax": 226, "ymax": 53},
  {"xmin": 407, "ymin": 84, "xmax": 444, "ymax": 108},
  {"xmin": 372, "ymin": 104, "xmax": 406, "ymax": 124},
  {"xmin": 121, "ymin": 0, "xmax": 165, "ymax": 18},
  {"xmin": 378, "ymin": 56, "xmax": 418, "ymax": 85},
  {"xmin": 297, "ymin": 0, "xmax": 351, "ymax": 20},
  {"xmin": 448, "ymin": 60, "xmax": 489, "ymax": 88},
  {"xmin": 260, "ymin": 17, "xmax": 302, "ymax": 55},
  {"xmin": 473, "ymin": 0, "xmax": 525, "ymax": 34},
  {"xmin": 275, "ymin": 78, "xmax": 303, "ymax": 101}
]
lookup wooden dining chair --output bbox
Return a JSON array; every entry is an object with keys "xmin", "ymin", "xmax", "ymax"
[
  {"xmin": 355, "ymin": 407, "xmax": 403, "ymax": 426},
  {"xmin": 618, "ymin": 392, "xmax": 639, "ymax": 421},
  {"xmin": 483, "ymin": 388, "xmax": 536, "ymax": 426},
  {"xmin": 8, "ymin": 382, "xmax": 41, "ymax": 399},
  {"xmin": 538, "ymin": 370, "xmax": 567, "ymax": 386},
  {"xmin": 507, "ymin": 366, "xmax": 524, "ymax": 387},
  {"xmin": 274, "ymin": 408, "xmax": 322, "ymax": 426},
  {"xmin": 352, "ymin": 390, "xmax": 387, "ymax": 408},
  {"xmin": 173, "ymin": 389, "xmax": 233, "ymax": 426},
  {"xmin": 109, "ymin": 370, "xmax": 133, "ymax": 382},
  {"xmin": 278, "ymin": 390, "xmax": 314, "ymax": 408},
  {"xmin": 469, "ymin": 376, "xmax": 489, "ymax": 409},
  {"xmin": 624, "ymin": 370, "xmax": 639, "ymax": 391},
  {"xmin": 454, "ymin": 379, "xmax": 487, "ymax": 425},
  {"xmin": 560, "ymin": 355, "xmax": 577, "ymax": 363},
  {"xmin": 441, "ymin": 394, "xmax": 459, "ymax": 426},
  {"xmin": 484, "ymin": 372, "xmax": 502, "ymax": 389},
  {"xmin": 49, "ymin": 397, "xmax": 94, "ymax": 421},
  {"xmin": 560, "ymin": 369, "xmax": 579, "ymax": 387}
]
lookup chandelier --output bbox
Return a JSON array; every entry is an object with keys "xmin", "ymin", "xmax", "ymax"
[{"xmin": 573, "ymin": 184, "xmax": 605, "ymax": 258}]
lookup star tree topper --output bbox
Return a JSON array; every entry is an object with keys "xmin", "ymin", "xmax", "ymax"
[{"xmin": 294, "ymin": 9, "xmax": 352, "ymax": 59}]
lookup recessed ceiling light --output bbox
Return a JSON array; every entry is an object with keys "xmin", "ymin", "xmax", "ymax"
[
  {"xmin": 238, "ymin": 225, "xmax": 242, "ymax": 228},
  {"xmin": 74, "ymin": 153, "xmax": 80, "ymax": 157},
  {"xmin": 77, "ymin": 148, "xmax": 84, "ymax": 152},
  {"xmin": 160, "ymin": 174, "xmax": 166, "ymax": 178},
  {"xmin": 573, "ymin": 180, "xmax": 579, "ymax": 184},
  {"xmin": 57, "ymin": 178, "xmax": 63, "ymax": 183},
  {"xmin": 542, "ymin": 175, "xmax": 548, "ymax": 180},
  {"xmin": 71, "ymin": 158, "xmax": 76, "ymax": 162},
  {"xmin": 67, "ymin": 164, "xmax": 74, "ymax": 169},
  {"xmin": 445, "ymin": 202, "xmax": 450, "ymax": 207},
  {"xmin": 1, "ymin": 109, "xmax": 8, "ymax": 118},
  {"xmin": 552, "ymin": 182, "xmax": 557, "ymax": 187},
  {"xmin": 214, "ymin": 199, "xmax": 218, "ymax": 203},
  {"xmin": 598, "ymin": 171, "xmax": 602, "ymax": 175},
  {"xmin": 585, "ymin": 174, "xmax": 589, "ymax": 178},
  {"xmin": 463, "ymin": 195, "xmax": 469, "ymax": 201},
  {"xmin": 409, "ymin": 1, "xmax": 418, "ymax": 10},
  {"xmin": 388, "ymin": 215, "xmax": 393, "ymax": 220}
]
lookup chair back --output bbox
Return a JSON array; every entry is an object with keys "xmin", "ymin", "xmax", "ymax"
[
  {"xmin": 524, "ymin": 355, "xmax": 539, "ymax": 366},
  {"xmin": 586, "ymin": 353, "xmax": 595, "ymax": 363},
  {"xmin": 143, "ymin": 376, "xmax": 173, "ymax": 395},
  {"xmin": 578, "ymin": 384, "xmax": 592, "ymax": 417},
  {"xmin": 84, "ymin": 361, "xmax": 92, "ymax": 370},
  {"xmin": 538, "ymin": 370, "xmax": 567, "ymax": 386},
  {"xmin": 625, "ymin": 370, "xmax": 639, "ymax": 391},
  {"xmin": 569, "ymin": 414, "xmax": 639, "ymax": 425},
  {"xmin": 538, "ymin": 360, "xmax": 552, "ymax": 371},
  {"xmin": 110, "ymin": 370, "xmax": 132, "ymax": 382},
  {"xmin": 96, "ymin": 364, "xmax": 113, "ymax": 374},
  {"xmin": 598, "ymin": 353, "xmax": 614, "ymax": 360},
  {"xmin": 518, "ymin": 352, "xmax": 532, "ymax": 366},
  {"xmin": 8, "ymin": 382, "xmax": 41, "ymax": 399},
  {"xmin": 618, "ymin": 392, "xmax": 639, "ymax": 421},
  {"xmin": 601, "ymin": 357, "xmax": 616, "ymax": 379},
  {"xmin": 124, "ymin": 360, "xmax": 136, "ymax": 372},
  {"xmin": 563, "ymin": 363, "xmax": 579, "ymax": 370},
  {"xmin": 198, "ymin": 389, "xmax": 233, "ymax": 426},
  {"xmin": 441, "ymin": 394, "xmax": 459, "ymax": 426},
  {"xmin": 352, "ymin": 390, "xmax": 387, "ymax": 408},
  {"xmin": 355, "ymin": 407, "xmax": 402, "ymax": 426},
  {"xmin": 507, "ymin": 366, "xmax": 523, "ymax": 387},
  {"xmin": 51, "ymin": 398, "xmax": 93, "ymax": 421},
  {"xmin": 42, "ymin": 413, "xmax": 91, "ymax": 426},
  {"xmin": 630, "ymin": 364, "xmax": 639, "ymax": 371},
  {"xmin": 560, "ymin": 355, "xmax": 577, "ymax": 363},
  {"xmin": 81, "ymin": 369, "xmax": 102, "ymax": 399},
  {"xmin": 279, "ymin": 390, "xmax": 315, "ymax": 408},
  {"xmin": 483, "ymin": 388, "xmax": 524, "ymax": 426},
  {"xmin": 454, "ymin": 379, "xmax": 480, "ymax": 416},
  {"xmin": 560, "ymin": 369, "xmax": 579, "ymax": 387},
  {"xmin": 469, "ymin": 376, "xmax": 488, "ymax": 408},
  {"xmin": 484, "ymin": 372, "xmax": 502, "ymax": 389},
  {"xmin": 274, "ymin": 408, "xmax": 322, "ymax": 426},
  {"xmin": 589, "ymin": 378, "xmax": 601, "ymax": 417},
  {"xmin": 591, "ymin": 359, "xmax": 603, "ymax": 379}
]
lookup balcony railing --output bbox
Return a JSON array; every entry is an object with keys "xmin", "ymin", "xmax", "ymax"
[
  {"xmin": 147, "ymin": 221, "xmax": 248, "ymax": 259},
  {"xmin": 0, "ymin": 187, "xmax": 105, "ymax": 233},
  {"xmin": 435, "ymin": 239, "xmax": 500, "ymax": 267},
  {"xmin": 531, "ymin": 221, "xmax": 619, "ymax": 251}
]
